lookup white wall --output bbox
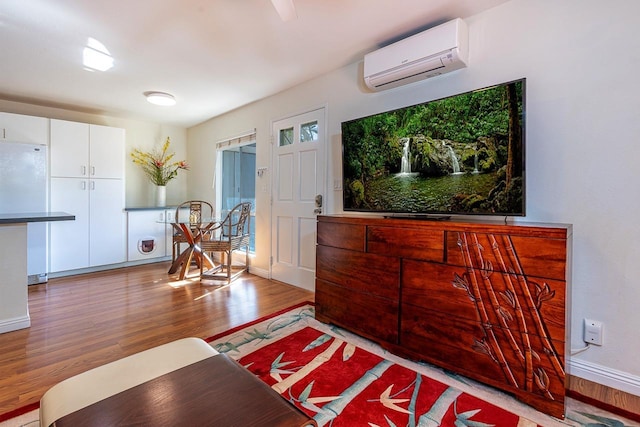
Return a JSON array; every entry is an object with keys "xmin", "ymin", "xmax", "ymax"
[
  {"xmin": 0, "ymin": 99, "xmax": 189, "ymax": 207},
  {"xmin": 188, "ymin": 0, "xmax": 640, "ymax": 395}
]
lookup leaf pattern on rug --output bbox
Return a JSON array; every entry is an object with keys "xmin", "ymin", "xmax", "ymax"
[
  {"xmin": 212, "ymin": 306, "xmax": 314, "ymax": 354},
  {"xmin": 453, "ymin": 402, "xmax": 495, "ymax": 427},
  {"xmin": 569, "ymin": 411, "xmax": 632, "ymax": 427},
  {"xmin": 304, "ymin": 333, "xmax": 332, "ymax": 351},
  {"xmin": 295, "ymin": 381, "xmax": 343, "ymax": 414},
  {"xmin": 269, "ymin": 352, "xmax": 296, "ymax": 382},
  {"xmin": 379, "ymin": 385, "xmax": 412, "ymax": 414},
  {"xmin": 343, "ymin": 343, "xmax": 356, "ymax": 361}
]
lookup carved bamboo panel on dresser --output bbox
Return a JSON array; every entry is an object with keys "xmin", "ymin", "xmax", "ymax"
[
  {"xmin": 315, "ymin": 215, "xmax": 572, "ymax": 419},
  {"xmin": 402, "ymin": 231, "xmax": 568, "ymax": 417}
]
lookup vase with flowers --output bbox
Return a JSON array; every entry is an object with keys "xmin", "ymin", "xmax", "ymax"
[{"xmin": 131, "ymin": 137, "xmax": 188, "ymax": 206}]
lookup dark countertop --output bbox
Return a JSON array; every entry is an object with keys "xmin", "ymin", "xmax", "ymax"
[{"xmin": 0, "ymin": 212, "xmax": 75, "ymax": 224}]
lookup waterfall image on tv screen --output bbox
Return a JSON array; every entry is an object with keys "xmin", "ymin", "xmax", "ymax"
[{"xmin": 341, "ymin": 79, "xmax": 525, "ymax": 216}]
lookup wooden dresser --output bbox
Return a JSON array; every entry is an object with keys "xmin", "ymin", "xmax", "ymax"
[{"xmin": 315, "ymin": 215, "xmax": 572, "ymax": 418}]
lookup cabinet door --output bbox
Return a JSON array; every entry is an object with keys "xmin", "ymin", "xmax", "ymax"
[
  {"xmin": 0, "ymin": 112, "xmax": 48, "ymax": 144},
  {"xmin": 50, "ymin": 119, "xmax": 89, "ymax": 178},
  {"xmin": 50, "ymin": 177, "xmax": 90, "ymax": 272},
  {"xmin": 127, "ymin": 210, "xmax": 168, "ymax": 261},
  {"xmin": 89, "ymin": 124, "xmax": 125, "ymax": 179},
  {"xmin": 90, "ymin": 179, "xmax": 125, "ymax": 266}
]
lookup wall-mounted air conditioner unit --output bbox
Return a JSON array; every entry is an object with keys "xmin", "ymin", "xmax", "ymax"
[{"xmin": 363, "ymin": 18, "xmax": 468, "ymax": 91}]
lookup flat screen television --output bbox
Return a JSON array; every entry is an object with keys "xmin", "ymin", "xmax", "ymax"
[{"xmin": 341, "ymin": 78, "xmax": 525, "ymax": 217}]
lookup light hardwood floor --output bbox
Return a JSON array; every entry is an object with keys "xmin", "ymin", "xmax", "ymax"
[
  {"xmin": 0, "ymin": 262, "xmax": 313, "ymax": 416},
  {"xmin": 0, "ymin": 262, "xmax": 637, "ymax": 421}
]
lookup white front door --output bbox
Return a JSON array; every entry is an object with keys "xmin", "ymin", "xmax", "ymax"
[{"xmin": 271, "ymin": 108, "xmax": 325, "ymax": 291}]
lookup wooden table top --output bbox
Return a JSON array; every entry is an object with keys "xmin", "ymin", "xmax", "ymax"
[{"xmin": 50, "ymin": 354, "xmax": 316, "ymax": 427}]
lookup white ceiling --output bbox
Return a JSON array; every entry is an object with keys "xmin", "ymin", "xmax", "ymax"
[{"xmin": 0, "ymin": 0, "xmax": 509, "ymax": 128}]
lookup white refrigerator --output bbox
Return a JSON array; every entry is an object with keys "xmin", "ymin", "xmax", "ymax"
[{"xmin": 0, "ymin": 141, "xmax": 48, "ymax": 284}]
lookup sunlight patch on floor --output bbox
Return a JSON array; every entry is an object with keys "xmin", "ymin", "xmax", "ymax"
[{"xmin": 167, "ymin": 278, "xmax": 199, "ymax": 288}]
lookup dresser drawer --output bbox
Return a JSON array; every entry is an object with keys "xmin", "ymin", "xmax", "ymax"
[
  {"xmin": 400, "ymin": 304, "xmax": 505, "ymax": 381},
  {"xmin": 367, "ymin": 226, "xmax": 444, "ymax": 262},
  {"xmin": 316, "ymin": 279, "xmax": 399, "ymax": 344},
  {"xmin": 317, "ymin": 220, "xmax": 365, "ymax": 251},
  {"xmin": 445, "ymin": 231, "xmax": 568, "ymax": 281},
  {"xmin": 316, "ymin": 245, "xmax": 399, "ymax": 300}
]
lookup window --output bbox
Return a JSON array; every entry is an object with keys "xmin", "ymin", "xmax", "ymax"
[
  {"xmin": 279, "ymin": 127, "xmax": 294, "ymax": 146},
  {"xmin": 300, "ymin": 121, "xmax": 318, "ymax": 143},
  {"xmin": 217, "ymin": 133, "xmax": 256, "ymax": 252}
]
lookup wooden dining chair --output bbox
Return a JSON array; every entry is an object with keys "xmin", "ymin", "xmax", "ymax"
[
  {"xmin": 172, "ymin": 200, "xmax": 214, "ymax": 262},
  {"xmin": 199, "ymin": 202, "xmax": 252, "ymax": 283}
]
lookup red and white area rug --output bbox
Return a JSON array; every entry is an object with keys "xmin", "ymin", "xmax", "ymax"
[{"xmin": 207, "ymin": 303, "xmax": 636, "ymax": 427}]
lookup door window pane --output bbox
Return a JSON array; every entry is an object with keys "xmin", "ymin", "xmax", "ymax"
[
  {"xmin": 300, "ymin": 121, "xmax": 318, "ymax": 143},
  {"xmin": 279, "ymin": 127, "xmax": 294, "ymax": 146}
]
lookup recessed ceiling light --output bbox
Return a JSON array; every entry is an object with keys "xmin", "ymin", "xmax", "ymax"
[{"xmin": 144, "ymin": 91, "xmax": 176, "ymax": 106}]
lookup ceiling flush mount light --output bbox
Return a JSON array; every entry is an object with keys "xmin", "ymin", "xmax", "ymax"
[
  {"xmin": 83, "ymin": 37, "xmax": 114, "ymax": 72},
  {"xmin": 144, "ymin": 91, "xmax": 176, "ymax": 106}
]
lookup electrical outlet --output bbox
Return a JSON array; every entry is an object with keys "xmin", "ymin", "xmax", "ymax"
[{"xmin": 583, "ymin": 318, "xmax": 604, "ymax": 346}]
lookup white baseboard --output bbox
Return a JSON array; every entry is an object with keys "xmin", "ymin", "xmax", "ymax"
[
  {"xmin": 248, "ymin": 266, "xmax": 269, "ymax": 279},
  {"xmin": 568, "ymin": 358, "xmax": 640, "ymax": 397},
  {"xmin": 0, "ymin": 314, "xmax": 30, "ymax": 334}
]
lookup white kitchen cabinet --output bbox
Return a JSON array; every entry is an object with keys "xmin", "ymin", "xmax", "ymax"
[
  {"xmin": 89, "ymin": 124, "xmax": 125, "ymax": 179},
  {"xmin": 127, "ymin": 210, "xmax": 168, "ymax": 262},
  {"xmin": 89, "ymin": 179, "xmax": 126, "ymax": 266},
  {"xmin": 0, "ymin": 112, "xmax": 48, "ymax": 144},
  {"xmin": 50, "ymin": 177, "xmax": 125, "ymax": 272},
  {"xmin": 50, "ymin": 119, "xmax": 88, "ymax": 178},
  {"xmin": 126, "ymin": 208, "xmax": 186, "ymax": 262},
  {"xmin": 50, "ymin": 119, "xmax": 125, "ymax": 179},
  {"xmin": 49, "ymin": 119, "xmax": 126, "ymax": 273}
]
